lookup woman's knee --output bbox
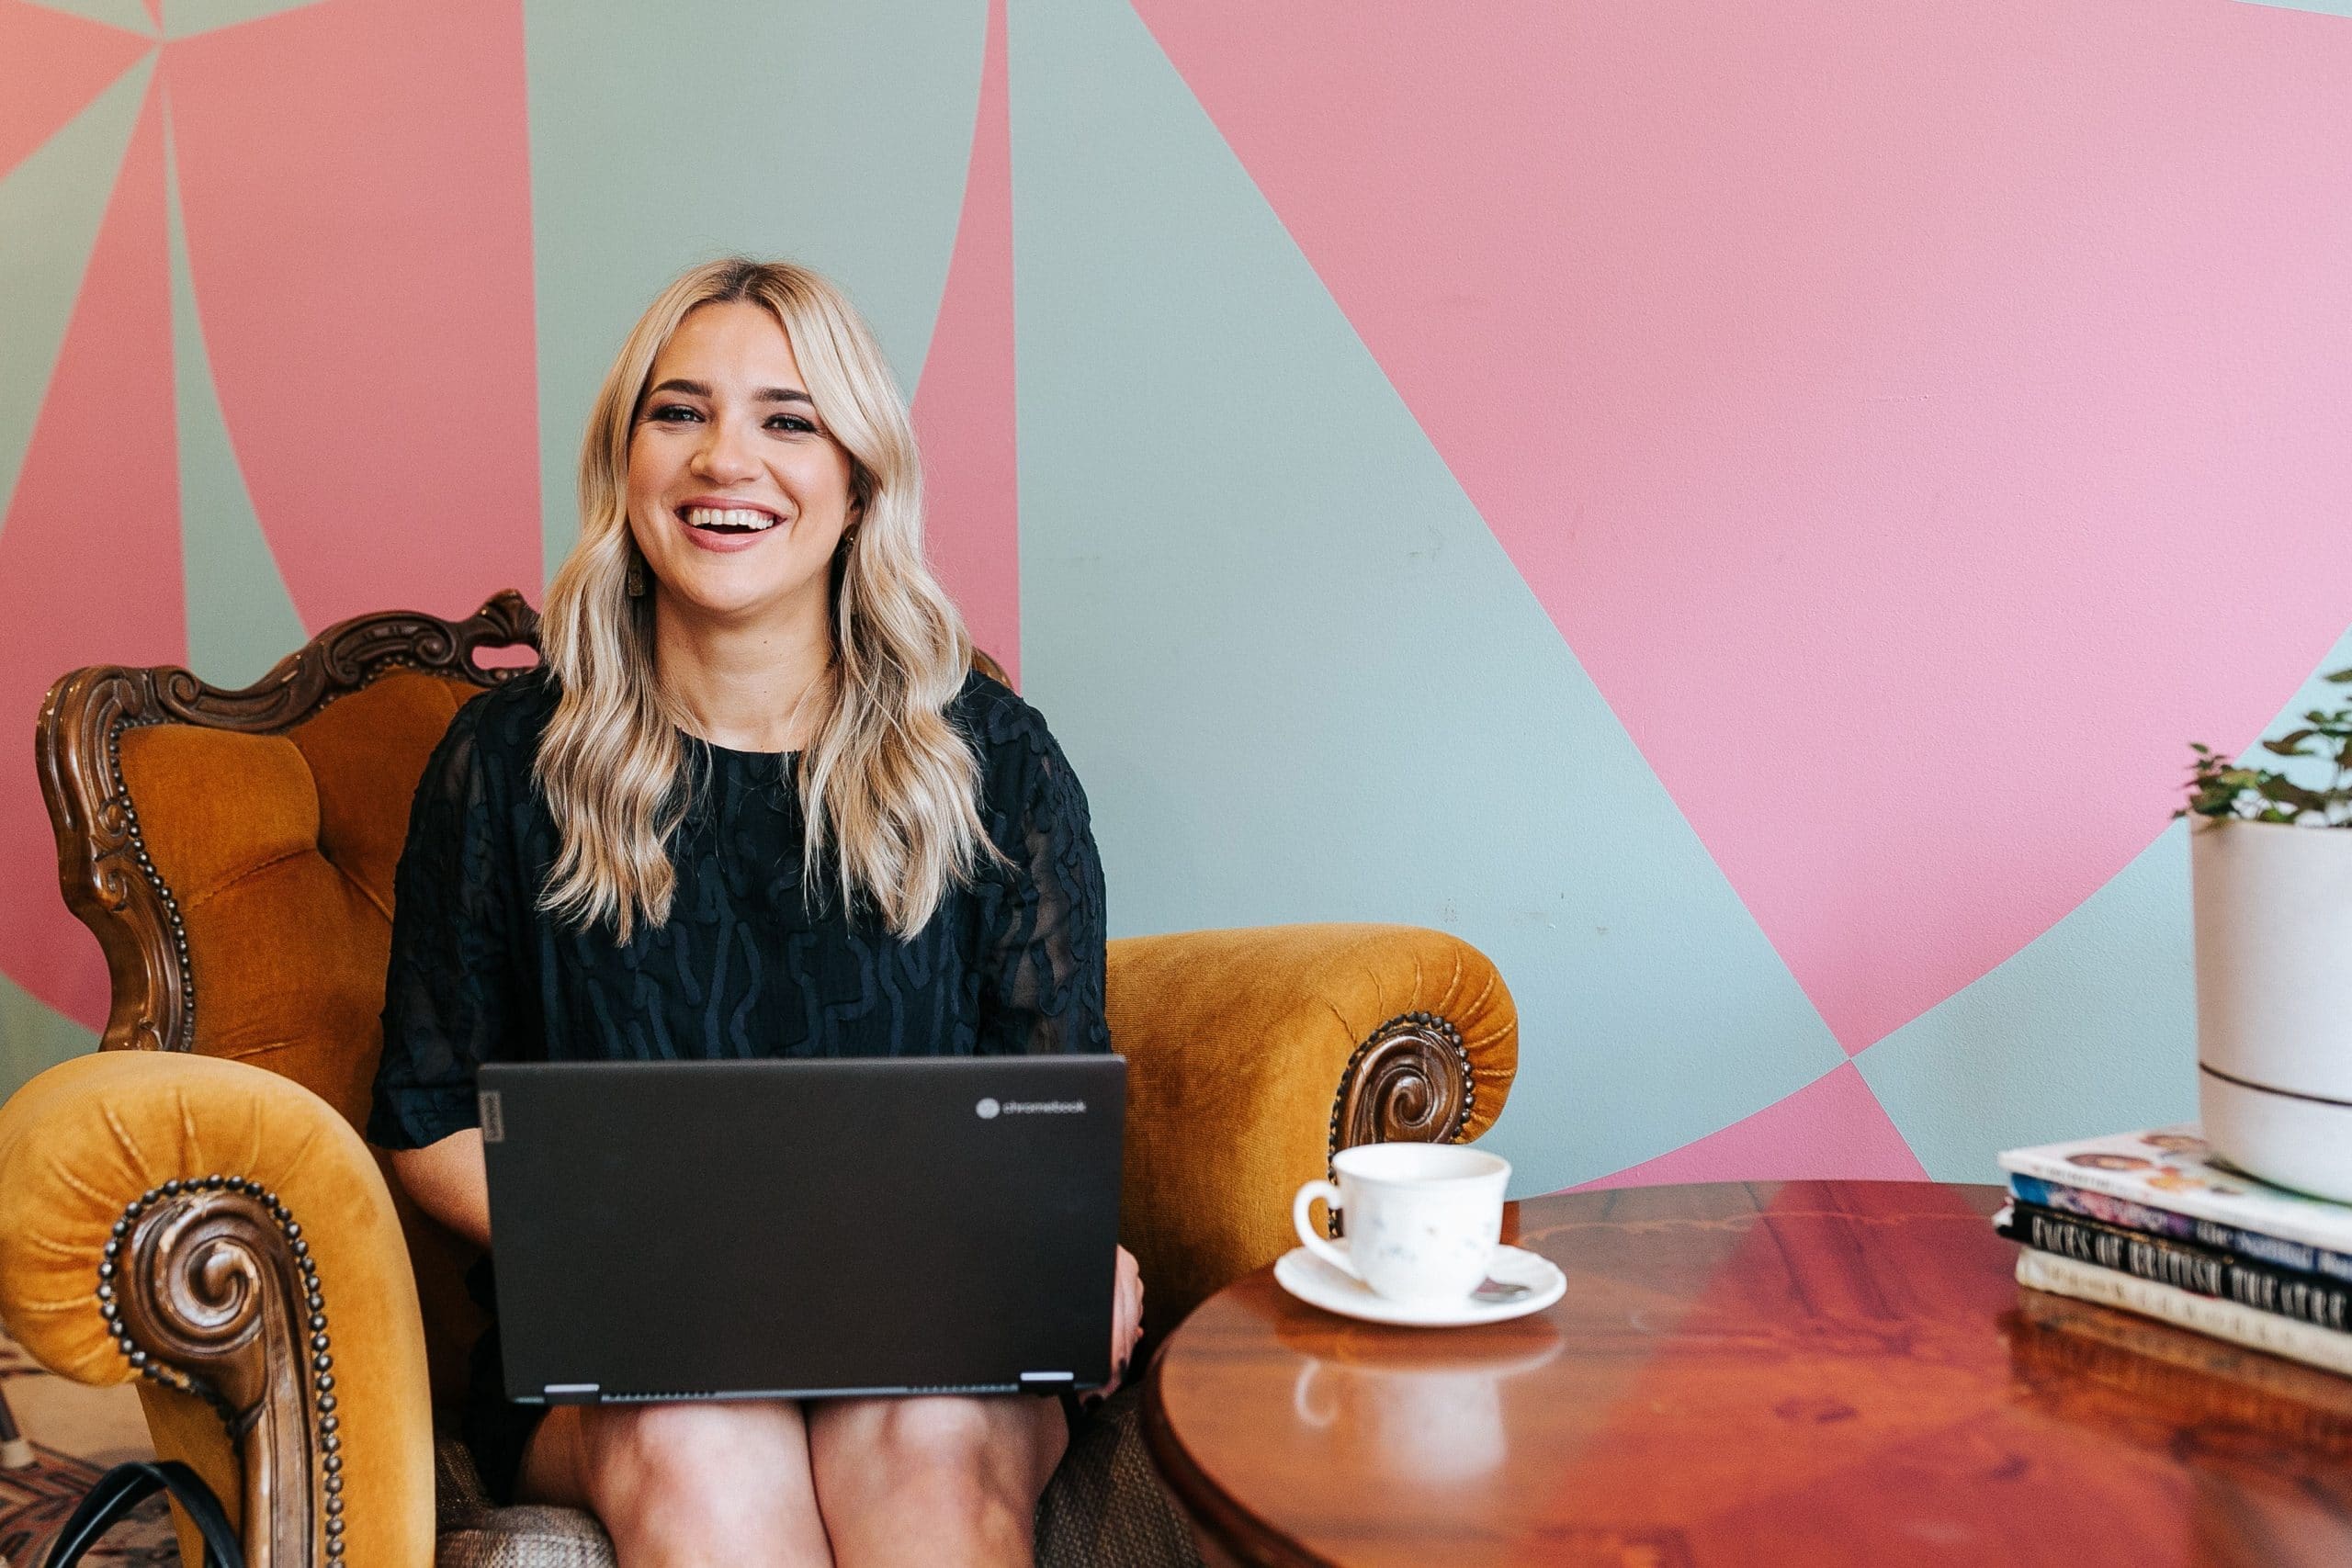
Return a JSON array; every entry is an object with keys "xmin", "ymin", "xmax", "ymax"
[
  {"xmin": 870, "ymin": 1397, "xmax": 1001, "ymax": 1472},
  {"xmin": 580, "ymin": 1401, "xmax": 813, "ymax": 1525},
  {"xmin": 825, "ymin": 1395, "xmax": 1061, "ymax": 1500}
]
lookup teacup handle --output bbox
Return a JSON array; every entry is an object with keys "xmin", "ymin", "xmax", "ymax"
[
  {"xmin": 1291, "ymin": 1362, "xmax": 1338, "ymax": 1427},
  {"xmin": 1292, "ymin": 1179, "xmax": 1361, "ymax": 1280}
]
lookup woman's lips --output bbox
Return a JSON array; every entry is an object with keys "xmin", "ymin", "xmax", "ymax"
[{"xmin": 676, "ymin": 502, "xmax": 786, "ymax": 554}]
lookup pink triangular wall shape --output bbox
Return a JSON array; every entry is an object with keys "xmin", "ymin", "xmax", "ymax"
[
  {"xmin": 0, "ymin": 1, "xmax": 150, "ymax": 182},
  {"xmin": 1575, "ymin": 1063, "xmax": 1928, "ymax": 1190},
  {"xmin": 167, "ymin": 0, "xmax": 539, "ymax": 629},
  {"xmin": 1133, "ymin": 0, "xmax": 2352, "ymax": 1055},
  {"xmin": 910, "ymin": 0, "xmax": 1020, "ymax": 684},
  {"xmin": 0, "ymin": 78, "xmax": 183, "ymax": 1025}
]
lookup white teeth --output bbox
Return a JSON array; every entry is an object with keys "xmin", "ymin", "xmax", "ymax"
[{"xmin": 684, "ymin": 506, "xmax": 780, "ymax": 532}]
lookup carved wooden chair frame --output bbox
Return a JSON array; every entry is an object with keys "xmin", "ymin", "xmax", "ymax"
[{"xmin": 1329, "ymin": 1010, "xmax": 1476, "ymax": 1164}]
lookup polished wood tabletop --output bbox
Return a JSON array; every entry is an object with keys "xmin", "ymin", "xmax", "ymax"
[{"xmin": 1142, "ymin": 1180, "xmax": 2352, "ymax": 1567}]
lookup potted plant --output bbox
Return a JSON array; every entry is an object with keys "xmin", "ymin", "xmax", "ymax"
[{"xmin": 2183, "ymin": 670, "xmax": 2352, "ymax": 1202}]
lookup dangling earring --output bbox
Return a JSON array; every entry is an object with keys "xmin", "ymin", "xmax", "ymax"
[{"xmin": 626, "ymin": 558, "xmax": 647, "ymax": 598}]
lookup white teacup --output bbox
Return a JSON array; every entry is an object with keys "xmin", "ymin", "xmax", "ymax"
[{"xmin": 1292, "ymin": 1143, "xmax": 1510, "ymax": 1305}]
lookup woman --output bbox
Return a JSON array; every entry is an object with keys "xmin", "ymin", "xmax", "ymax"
[{"xmin": 368, "ymin": 258, "xmax": 1142, "ymax": 1567}]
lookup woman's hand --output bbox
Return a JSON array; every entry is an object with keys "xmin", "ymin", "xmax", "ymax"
[{"xmin": 1102, "ymin": 1245, "xmax": 1145, "ymax": 1399}]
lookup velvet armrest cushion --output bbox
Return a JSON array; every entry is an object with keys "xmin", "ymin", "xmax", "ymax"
[
  {"xmin": 0, "ymin": 1051, "xmax": 436, "ymax": 1568},
  {"xmin": 1104, "ymin": 923, "xmax": 1519, "ymax": 1331}
]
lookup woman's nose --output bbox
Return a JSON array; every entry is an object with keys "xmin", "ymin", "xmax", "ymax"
[{"xmin": 691, "ymin": 416, "xmax": 760, "ymax": 482}]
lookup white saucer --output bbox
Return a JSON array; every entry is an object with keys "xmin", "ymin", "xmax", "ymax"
[{"xmin": 1273, "ymin": 1242, "xmax": 1566, "ymax": 1326}]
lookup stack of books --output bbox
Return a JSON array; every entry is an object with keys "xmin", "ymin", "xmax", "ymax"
[{"xmin": 1997, "ymin": 1125, "xmax": 2352, "ymax": 1375}]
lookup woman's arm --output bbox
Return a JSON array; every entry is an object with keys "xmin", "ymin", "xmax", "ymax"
[
  {"xmin": 970, "ymin": 698, "xmax": 1111, "ymax": 1060},
  {"xmin": 389, "ymin": 1128, "xmax": 492, "ymax": 1251},
  {"xmin": 371, "ymin": 698, "xmax": 524, "ymax": 1205},
  {"xmin": 967, "ymin": 696, "xmax": 1139, "ymax": 1386}
]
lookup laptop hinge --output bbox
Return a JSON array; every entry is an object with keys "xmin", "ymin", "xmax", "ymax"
[
  {"xmin": 541, "ymin": 1383, "xmax": 601, "ymax": 1404},
  {"xmin": 1018, "ymin": 1371, "xmax": 1075, "ymax": 1392}
]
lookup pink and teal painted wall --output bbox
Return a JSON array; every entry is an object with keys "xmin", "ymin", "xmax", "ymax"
[{"xmin": 5, "ymin": 0, "xmax": 2350, "ymax": 1194}]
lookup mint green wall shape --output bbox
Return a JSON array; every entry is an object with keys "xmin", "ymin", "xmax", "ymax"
[
  {"xmin": 26, "ymin": 0, "xmax": 153, "ymax": 36},
  {"xmin": 166, "ymin": 114, "xmax": 306, "ymax": 686},
  {"xmin": 2238, "ymin": 2, "xmax": 2352, "ymax": 16},
  {"xmin": 523, "ymin": 0, "xmax": 985, "ymax": 571},
  {"xmin": 1860, "ymin": 620, "xmax": 2352, "ymax": 1179},
  {"xmin": 0, "ymin": 51, "xmax": 153, "ymax": 534},
  {"xmin": 1858, "ymin": 828, "xmax": 2197, "ymax": 1182},
  {"xmin": 1006, "ymin": 0, "xmax": 1847, "ymax": 1195},
  {"xmin": 162, "ymin": 0, "xmax": 330, "ymax": 39},
  {"xmin": 0, "ymin": 972, "xmax": 96, "ymax": 1105}
]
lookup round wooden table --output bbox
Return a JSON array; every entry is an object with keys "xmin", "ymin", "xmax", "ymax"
[{"xmin": 1142, "ymin": 1180, "xmax": 2352, "ymax": 1566}]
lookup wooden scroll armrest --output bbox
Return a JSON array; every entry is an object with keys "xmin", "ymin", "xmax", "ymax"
[
  {"xmin": 1103, "ymin": 922, "xmax": 1520, "ymax": 1333},
  {"xmin": 0, "ymin": 1052, "xmax": 436, "ymax": 1568}
]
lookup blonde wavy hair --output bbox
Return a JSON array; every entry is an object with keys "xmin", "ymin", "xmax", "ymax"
[{"xmin": 534, "ymin": 258, "xmax": 992, "ymax": 942}]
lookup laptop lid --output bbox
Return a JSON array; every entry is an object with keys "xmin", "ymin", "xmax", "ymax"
[{"xmin": 477, "ymin": 1055, "xmax": 1125, "ymax": 1404}]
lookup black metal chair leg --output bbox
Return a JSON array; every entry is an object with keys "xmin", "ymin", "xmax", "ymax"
[{"xmin": 0, "ymin": 1379, "xmax": 31, "ymax": 1468}]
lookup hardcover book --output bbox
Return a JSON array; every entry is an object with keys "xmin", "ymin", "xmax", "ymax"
[
  {"xmin": 2007, "ymin": 1171, "xmax": 2352, "ymax": 1285},
  {"xmin": 1999, "ymin": 1126, "xmax": 2352, "ymax": 1257},
  {"xmin": 2016, "ymin": 1249, "xmax": 2352, "ymax": 1379},
  {"xmin": 2000, "ymin": 1201, "xmax": 2352, "ymax": 1333}
]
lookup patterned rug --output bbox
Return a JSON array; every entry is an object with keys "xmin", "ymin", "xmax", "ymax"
[{"xmin": 0, "ymin": 1329, "xmax": 174, "ymax": 1567}]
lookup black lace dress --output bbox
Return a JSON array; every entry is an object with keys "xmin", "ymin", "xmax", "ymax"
[{"xmin": 366, "ymin": 667, "xmax": 1109, "ymax": 1503}]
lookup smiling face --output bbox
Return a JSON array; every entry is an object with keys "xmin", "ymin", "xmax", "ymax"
[{"xmin": 624, "ymin": 299, "xmax": 860, "ymax": 626}]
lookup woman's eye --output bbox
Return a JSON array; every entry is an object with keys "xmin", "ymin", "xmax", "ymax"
[
  {"xmin": 766, "ymin": 414, "xmax": 818, "ymax": 434},
  {"xmin": 646, "ymin": 404, "xmax": 701, "ymax": 423}
]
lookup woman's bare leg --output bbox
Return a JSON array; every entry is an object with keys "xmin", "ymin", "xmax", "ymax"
[
  {"xmin": 805, "ymin": 1394, "xmax": 1065, "ymax": 1568},
  {"xmin": 518, "ymin": 1399, "xmax": 834, "ymax": 1568}
]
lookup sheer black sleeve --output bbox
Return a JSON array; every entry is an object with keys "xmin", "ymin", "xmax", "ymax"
[
  {"xmin": 368, "ymin": 696, "xmax": 519, "ymax": 1148},
  {"xmin": 972, "ymin": 698, "xmax": 1111, "ymax": 1057}
]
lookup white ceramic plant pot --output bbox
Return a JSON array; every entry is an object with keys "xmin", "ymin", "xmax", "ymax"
[{"xmin": 2193, "ymin": 818, "xmax": 2352, "ymax": 1202}]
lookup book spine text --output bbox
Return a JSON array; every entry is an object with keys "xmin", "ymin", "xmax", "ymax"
[
  {"xmin": 2016, "ymin": 1249, "xmax": 2352, "ymax": 1377},
  {"xmin": 2008, "ymin": 1204, "xmax": 2352, "ymax": 1331},
  {"xmin": 2010, "ymin": 1174, "xmax": 2352, "ymax": 1284}
]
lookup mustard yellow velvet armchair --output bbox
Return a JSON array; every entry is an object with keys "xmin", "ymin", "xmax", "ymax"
[{"xmin": 0, "ymin": 593, "xmax": 1519, "ymax": 1568}]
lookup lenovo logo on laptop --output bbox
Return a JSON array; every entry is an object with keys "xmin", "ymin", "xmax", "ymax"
[{"xmin": 975, "ymin": 1097, "xmax": 1086, "ymax": 1119}]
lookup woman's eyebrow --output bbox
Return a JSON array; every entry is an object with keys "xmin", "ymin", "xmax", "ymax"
[{"xmin": 643, "ymin": 378, "xmax": 813, "ymax": 406}]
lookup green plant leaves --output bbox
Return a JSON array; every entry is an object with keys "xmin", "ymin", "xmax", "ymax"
[{"xmin": 2184, "ymin": 671, "xmax": 2352, "ymax": 828}]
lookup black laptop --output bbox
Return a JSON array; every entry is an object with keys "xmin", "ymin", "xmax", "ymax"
[{"xmin": 476, "ymin": 1056, "xmax": 1126, "ymax": 1404}]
